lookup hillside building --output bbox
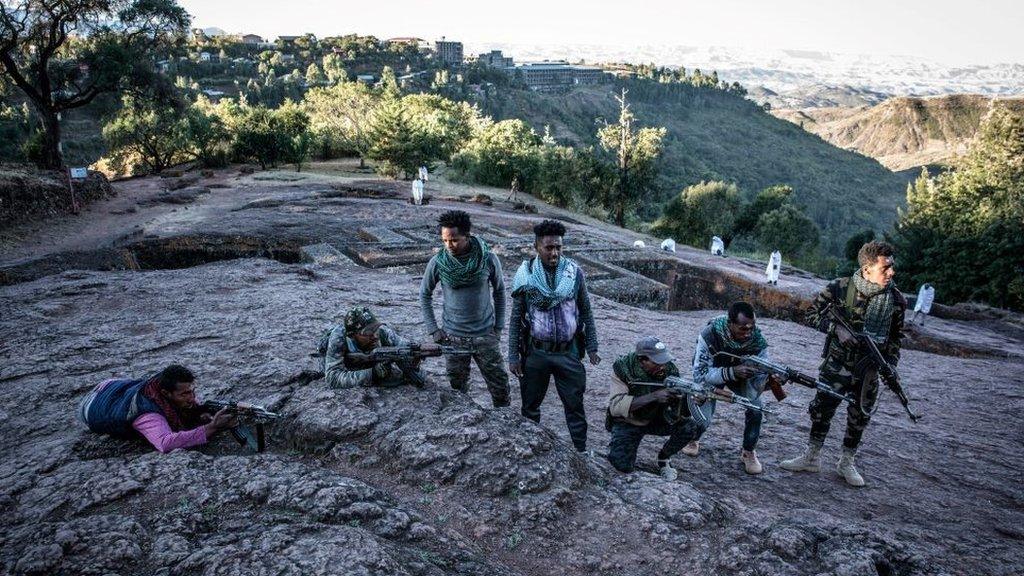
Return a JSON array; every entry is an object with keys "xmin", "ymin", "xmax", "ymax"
[
  {"xmin": 517, "ymin": 61, "xmax": 607, "ymax": 91},
  {"xmin": 434, "ymin": 37, "xmax": 464, "ymax": 65},
  {"xmin": 241, "ymin": 34, "xmax": 265, "ymax": 45},
  {"xmin": 478, "ymin": 50, "xmax": 514, "ymax": 69}
]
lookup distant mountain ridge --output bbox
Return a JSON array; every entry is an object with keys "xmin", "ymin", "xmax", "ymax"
[{"xmin": 772, "ymin": 95, "xmax": 1024, "ymax": 171}]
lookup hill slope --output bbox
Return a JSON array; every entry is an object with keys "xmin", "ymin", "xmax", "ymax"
[
  {"xmin": 773, "ymin": 94, "xmax": 1024, "ymax": 171},
  {"xmin": 486, "ymin": 82, "xmax": 908, "ymax": 252}
]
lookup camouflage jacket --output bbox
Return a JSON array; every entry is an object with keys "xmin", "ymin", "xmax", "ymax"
[
  {"xmin": 808, "ymin": 276, "xmax": 907, "ymax": 366},
  {"xmin": 324, "ymin": 325, "xmax": 410, "ymax": 389}
]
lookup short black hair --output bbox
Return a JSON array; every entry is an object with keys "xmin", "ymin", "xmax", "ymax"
[
  {"xmin": 157, "ymin": 364, "xmax": 194, "ymax": 391},
  {"xmin": 857, "ymin": 240, "xmax": 895, "ymax": 267},
  {"xmin": 438, "ymin": 210, "xmax": 472, "ymax": 235},
  {"xmin": 728, "ymin": 302, "xmax": 756, "ymax": 323},
  {"xmin": 533, "ymin": 219, "xmax": 566, "ymax": 239}
]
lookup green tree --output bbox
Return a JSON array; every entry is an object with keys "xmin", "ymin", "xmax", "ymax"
[
  {"xmin": 365, "ymin": 95, "xmax": 429, "ymax": 178},
  {"xmin": 596, "ymin": 89, "xmax": 666, "ymax": 226},
  {"xmin": 891, "ymin": 108, "xmax": 1024, "ymax": 310},
  {"xmin": 402, "ymin": 93, "xmax": 477, "ymax": 161},
  {"xmin": 378, "ymin": 65, "xmax": 400, "ymax": 98},
  {"xmin": 449, "ymin": 118, "xmax": 541, "ymax": 189},
  {"xmin": 102, "ymin": 97, "xmax": 192, "ymax": 175},
  {"xmin": 754, "ymin": 204, "xmax": 821, "ymax": 257},
  {"xmin": 321, "ymin": 54, "xmax": 347, "ymax": 84},
  {"xmin": 652, "ymin": 181, "xmax": 742, "ymax": 246},
  {"xmin": 0, "ymin": 0, "xmax": 190, "ymax": 169},
  {"xmin": 734, "ymin": 184, "xmax": 794, "ymax": 237},
  {"xmin": 302, "ymin": 80, "xmax": 377, "ymax": 164},
  {"xmin": 305, "ymin": 63, "xmax": 325, "ymax": 86},
  {"xmin": 231, "ymin": 103, "xmax": 311, "ymax": 170}
]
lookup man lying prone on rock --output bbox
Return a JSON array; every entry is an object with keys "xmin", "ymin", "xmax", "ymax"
[{"xmin": 78, "ymin": 364, "xmax": 238, "ymax": 453}]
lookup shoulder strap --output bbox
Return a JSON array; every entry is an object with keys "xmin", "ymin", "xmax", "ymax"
[{"xmin": 844, "ymin": 277, "xmax": 858, "ymax": 312}]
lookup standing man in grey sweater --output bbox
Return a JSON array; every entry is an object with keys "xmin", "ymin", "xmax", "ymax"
[{"xmin": 420, "ymin": 210, "xmax": 511, "ymax": 407}]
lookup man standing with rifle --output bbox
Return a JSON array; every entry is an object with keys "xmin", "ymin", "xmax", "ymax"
[{"xmin": 780, "ymin": 240, "xmax": 916, "ymax": 487}]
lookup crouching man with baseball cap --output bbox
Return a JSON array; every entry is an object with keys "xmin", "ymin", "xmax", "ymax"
[{"xmin": 606, "ymin": 336, "xmax": 708, "ymax": 480}]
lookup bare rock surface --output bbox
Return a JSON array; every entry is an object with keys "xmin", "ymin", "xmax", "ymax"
[{"xmin": 1, "ymin": 164, "xmax": 1022, "ymax": 575}]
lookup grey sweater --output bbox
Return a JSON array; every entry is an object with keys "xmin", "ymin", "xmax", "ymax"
[{"xmin": 420, "ymin": 251, "xmax": 506, "ymax": 338}]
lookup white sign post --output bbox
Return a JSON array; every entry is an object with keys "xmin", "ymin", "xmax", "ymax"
[{"xmin": 66, "ymin": 167, "xmax": 87, "ymax": 213}]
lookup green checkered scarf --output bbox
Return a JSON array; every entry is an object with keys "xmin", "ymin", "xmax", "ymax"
[
  {"xmin": 852, "ymin": 270, "xmax": 895, "ymax": 343},
  {"xmin": 711, "ymin": 315, "xmax": 767, "ymax": 355},
  {"xmin": 435, "ymin": 236, "xmax": 490, "ymax": 288}
]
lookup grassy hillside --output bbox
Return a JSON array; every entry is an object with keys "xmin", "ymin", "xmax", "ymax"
[
  {"xmin": 485, "ymin": 81, "xmax": 908, "ymax": 253},
  {"xmin": 773, "ymin": 95, "xmax": 1024, "ymax": 171}
]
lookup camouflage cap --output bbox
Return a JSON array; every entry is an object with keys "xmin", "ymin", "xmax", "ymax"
[{"xmin": 344, "ymin": 307, "xmax": 381, "ymax": 335}]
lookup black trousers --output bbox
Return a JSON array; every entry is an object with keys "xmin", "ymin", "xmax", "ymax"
[
  {"xmin": 520, "ymin": 348, "xmax": 588, "ymax": 451},
  {"xmin": 607, "ymin": 418, "xmax": 706, "ymax": 473}
]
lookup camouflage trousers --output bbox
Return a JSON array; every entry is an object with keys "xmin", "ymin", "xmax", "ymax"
[
  {"xmin": 445, "ymin": 332, "xmax": 511, "ymax": 407},
  {"xmin": 808, "ymin": 355, "xmax": 879, "ymax": 451}
]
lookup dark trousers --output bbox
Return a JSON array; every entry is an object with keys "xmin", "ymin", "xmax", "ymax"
[
  {"xmin": 607, "ymin": 418, "xmax": 706, "ymax": 473},
  {"xmin": 520, "ymin": 348, "xmax": 588, "ymax": 451},
  {"xmin": 809, "ymin": 357, "xmax": 880, "ymax": 450},
  {"xmin": 445, "ymin": 333, "xmax": 510, "ymax": 407},
  {"xmin": 694, "ymin": 379, "xmax": 764, "ymax": 451}
]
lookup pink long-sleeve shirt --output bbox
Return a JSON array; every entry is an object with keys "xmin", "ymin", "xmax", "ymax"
[{"xmin": 132, "ymin": 413, "xmax": 207, "ymax": 453}]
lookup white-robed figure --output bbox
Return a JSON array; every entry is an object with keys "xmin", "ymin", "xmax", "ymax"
[
  {"xmin": 766, "ymin": 250, "xmax": 781, "ymax": 284},
  {"xmin": 411, "ymin": 178, "xmax": 425, "ymax": 205},
  {"xmin": 661, "ymin": 238, "xmax": 676, "ymax": 252},
  {"xmin": 710, "ymin": 236, "xmax": 725, "ymax": 256},
  {"xmin": 418, "ymin": 166, "xmax": 429, "ymax": 182},
  {"xmin": 912, "ymin": 283, "xmax": 935, "ymax": 324}
]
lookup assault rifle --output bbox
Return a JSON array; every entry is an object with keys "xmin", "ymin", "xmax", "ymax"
[
  {"xmin": 347, "ymin": 344, "xmax": 474, "ymax": 388},
  {"xmin": 630, "ymin": 376, "xmax": 776, "ymax": 428},
  {"xmin": 714, "ymin": 352, "xmax": 854, "ymax": 404},
  {"xmin": 201, "ymin": 400, "xmax": 282, "ymax": 453},
  {"xmin": 822, "ymin": 304, "xmax": 921, "ymax": 423}
]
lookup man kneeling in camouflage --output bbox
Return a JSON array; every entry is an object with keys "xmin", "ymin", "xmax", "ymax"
[
  {"xmin": 606, "ymin": 337, "xmax": 707, "ymax": 480},
  {"xmin": 322, "ymin": 307, "xmax": 431, "ymax": 388}
]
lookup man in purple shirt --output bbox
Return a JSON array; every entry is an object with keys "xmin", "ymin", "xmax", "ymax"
[{"xmin": 78, "ymin": 364, "xmax": 237, "ymax": 453}]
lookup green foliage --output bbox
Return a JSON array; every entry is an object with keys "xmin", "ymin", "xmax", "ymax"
[
  {"xmin": 365, "ymin": 96, "xmax": 431, "ymax": 178},
  {"xmin": 0, "ymin": 101, "xmax": 32, "ymax": 161},
  {"xmin": 0, "ymin": 0, "xmax": 191, "ymax": 168},
  {"xmin": 837, "ymin": 229, "xmax": 876, "ymax": 276},
  {"xmin": 652, "ymin": 181, "xmax": 742, "ymax": 245},
  {"xmin": 486, "ymin": 81, "xmax": 907, "ymax": 253},
  {"xmin": 402, "ymin": 93, "xmax": 477, "ymax": 161},
  {"xmin": 230, "ymin": 102, "xmax": 311, "ymax": 170},
  {"xmin": 449, "ymin": 118, "xmax": 541, "ymax": 188},
  {"xmin": 753, "ymin": 204, "xmax": 821, "ymax": 257},
  {"xmin": 534, "ymin": 145, "xmax": 613, "ymax": 209},
  {"xmin": 303, "ymin": 81, "xmax": 376, "ymax": 160},
  {"xmin": 891, "ymin": 108, "xmax": 1024, "ymax": 310},
  {"xmin": 735, "ymin": 184, "xmax": 794, "ymax": 237},
  {"xmin": 102, "ymin": 97, "xmax": 193, "ymax": 174},
  {"xmin": 596, "ymin": 90, "xmax": 666, "ymax": 226}
]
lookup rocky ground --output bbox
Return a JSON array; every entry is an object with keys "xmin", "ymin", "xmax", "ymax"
[{"xmin": 1, "ymin": 162, "xmax": 1022, "ymax": 575}]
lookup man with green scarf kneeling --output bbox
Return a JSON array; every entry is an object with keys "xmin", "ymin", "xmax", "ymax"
[
  {"xmin": 420, "ymin": 210, "xmax": 510, "ymax": 407},
  {"xmin": 509, "ymin": 219, "xmax": 601, "ymax": 455},
  {"xmin": 607, "ymin": 336, "xmax": 706, "ymax": 480},
  {"xmin": 780, "ymin": 241, "xmax": 906, "ymax": 487}
]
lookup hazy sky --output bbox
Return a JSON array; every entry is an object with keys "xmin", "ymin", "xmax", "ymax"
[{"xmin": 178, "ymin": 0, "xmax": 1024, "ymax": 65}]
